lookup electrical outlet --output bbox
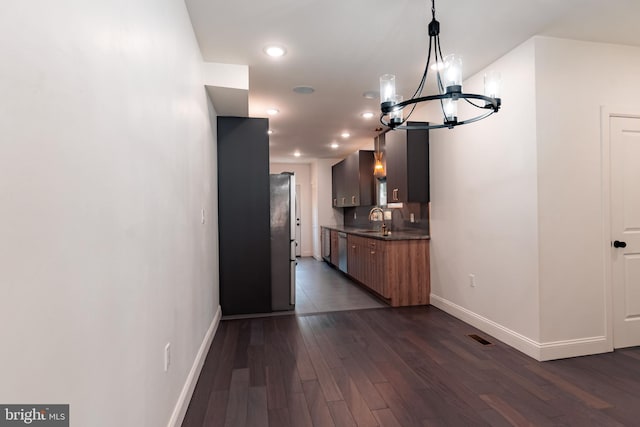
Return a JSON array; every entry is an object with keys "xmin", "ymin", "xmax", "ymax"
[
  {"xmin": 201, "ymin": 208, "xmax": 205, "ymax": 224},
  {"xmin": 384, "ymin": 210, "xmax": 392, "ymax": 220},
  {"xmin": 164, "ymin": 343, "xmax": 171, "ymax": 372},
  {"xmin": 469, "ymin": 274, "xmax": 476, "ymax": 288}
]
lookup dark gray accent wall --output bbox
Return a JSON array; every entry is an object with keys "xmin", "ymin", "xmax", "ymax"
[{"xmin": 217, "ymin": 117, "xmax": 271, "ymax": 315}]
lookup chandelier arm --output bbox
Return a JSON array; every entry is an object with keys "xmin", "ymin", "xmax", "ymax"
[
  {"xmin": 403, "ymin": 103, "xmax": 418, "ymax": 124},
  {"xmin": 399, "ymin": 27, "xmax": 435, "ymax": 127},
  {"xmin": 411, "ymin": 34, "xmax": 433, "ymax": 100},
  {"xmin": 395, "ymin": 123, "xmax": 450, "ymax": 130},
  {"xmin": 380, "ymin": 117, "xmax": 451, "ymax": 130},
  {"xmin": 436, "ymin": 35, "xmax": 447, "ymax": 122},
  {"xmin": 435, "ymin": 36, "xmax": 445, "ymax": 95},
  {"xmin": 439, "ymin": 97, "xmax": 447, "ymax": 121},
  {"xmin": 386, "ymin": 110, "xmax": 496, "ymax": 131},
  {"xmin": 436, "ymin": 33, "xmax": 444, "ymax": 62},
  {"xmin": 454, "ymin": 110, "xmax": 496, "ymax": 126},
  {"xmin": 382, "ymin": 93, "xmax": 500, "ymax": 113},
  {"xmin": 464, "ymin": 98, "xmax": 485, "ymax": 108}
]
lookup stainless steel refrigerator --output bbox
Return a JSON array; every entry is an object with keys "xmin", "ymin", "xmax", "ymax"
[{"xmin": 270, "ymin": 173, "xmax": 296, "ymax": 311}]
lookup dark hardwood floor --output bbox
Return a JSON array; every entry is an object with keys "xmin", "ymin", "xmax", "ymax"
[{"xmin": 182, "ymin": 306, "xmax": 640, "ymax": 426}]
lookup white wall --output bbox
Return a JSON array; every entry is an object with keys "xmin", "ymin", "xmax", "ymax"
[
  {"xmin": 534, "ymin": 37, "xmax": 640, "ymax": 350},
  {"xmin": 270, "ymin": 163, "xmax": 313, "ymax": 256},
  {"xmin": 429, "ymin": 39, "xmax": 542, "ymax": 353},
  {"xmin": 0, "ymin": 1, "xmax": 219, "ymax": 426},
  {"xmin": 430, "ymin": 35, "xmax": 640, "ymax": 361}
]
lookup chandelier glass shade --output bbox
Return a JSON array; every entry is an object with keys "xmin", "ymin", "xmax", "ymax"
[{"xmin": 379, "ymin": 0, "xmax": 502, "ymax": 131}]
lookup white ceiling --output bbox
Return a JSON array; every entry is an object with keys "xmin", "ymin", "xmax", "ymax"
[{"xmin": 185, "ymin": 0, "xmax": 640, "ymax": 162}]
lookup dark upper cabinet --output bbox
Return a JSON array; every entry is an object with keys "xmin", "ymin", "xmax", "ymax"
[
  {"xmin": 217, "ymin": 116, "xmax": 271, "ymax": 315},
  {"xmin": 385, "ymin": 122, "xmax": 429, "ymax": 203},
  {"xmin": 332, "ymin": 150, "xmax": 375, "ymax": 207},
  {"xmin": 331, "ymin": 158, "xmax": 345, "ymax": 207}
]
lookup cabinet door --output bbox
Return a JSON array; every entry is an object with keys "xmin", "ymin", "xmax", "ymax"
[
  {"xmin": 383, "ymin": 125, "xmax": 429, "ymax": 203},
  {"xmin": 405, "ymin": 126, "xmax": 429, "ymax": 203},
  {"xmin": 344, "ymin": 151, "xmax": 360, "ymax": 206},
  {"xmin": 347, "ymin": 235, "xmax": 359, "ymax": 280},
  {"xmin": 358, "ymin": 151, "xmax": 375, "ymax": 206},
  {"xmin": 385, "ymin": 129, "xmax": 408, "ymax": 203},
  {"xmin": 331, "ymin": 163, "xmax": 339, "ymax": 207},
  {"xmin": 374, "ymin": 240, "xmax": 389, "ymax": 298},
  {"xmin": 364, "ymin": 239, "xmax": 376, "ymax": 294},
  {"xmin": 332, "ymin": 160, "xmax": 347, "ymax": 207}
]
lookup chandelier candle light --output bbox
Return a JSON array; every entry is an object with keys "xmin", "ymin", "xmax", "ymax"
[{"xmin": 380, "ymin": 0, "xmax": 502, "ymax": 130}]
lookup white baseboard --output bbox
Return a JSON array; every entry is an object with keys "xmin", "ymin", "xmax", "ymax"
[
  {"xmin": 167, "ymin": 305, "xmax": 222, "ymax": 427},
  {"xmin": 430, "ymin": 294, "xmax": 610, "ymax": 361},
  {"xmin": 538, "ymin": 335, "xmax": 610, "ymax": 361}
]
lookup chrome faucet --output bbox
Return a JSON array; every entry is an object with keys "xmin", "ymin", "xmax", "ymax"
[
  {"xmin": 368, "ymin": 207, "xmax": 389, "ymax": 235},
  {"xmin": 368, "ymin": 207, "xmax": 384, "ymax": 222}
]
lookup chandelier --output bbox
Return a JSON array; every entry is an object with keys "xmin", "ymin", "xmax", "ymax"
[{"xmin": 379, "ymin": 0, "xmax": 502, "ymax": 130}]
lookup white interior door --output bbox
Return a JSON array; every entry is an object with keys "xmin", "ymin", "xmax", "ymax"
[{"xmin": 611, "ymin": 116, "xmax": 640, "ymax": 348}]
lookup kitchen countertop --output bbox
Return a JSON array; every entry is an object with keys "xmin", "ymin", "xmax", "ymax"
[{"xmin": 322, "ymin": 225, "xmax": 430, "ymax": 241}]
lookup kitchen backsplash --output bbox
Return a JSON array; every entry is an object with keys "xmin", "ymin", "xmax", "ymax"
[{"xmin": 343, "ymin": 202, "xmax": 430, "ymax": 233}]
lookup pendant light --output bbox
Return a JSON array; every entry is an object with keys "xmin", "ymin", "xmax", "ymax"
[
  {"xmin": 373, "ymin": 152, "xmax": 385, "ymax": 177},
  {"xmin": 379, "ymin": 0, "xmax": 502, "ymax": 130},
  {"xmin": 373, "ymin": 132, "xmax": 385, "ymax": 178}
]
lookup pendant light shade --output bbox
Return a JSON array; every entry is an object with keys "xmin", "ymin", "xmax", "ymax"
[
  {"xmin": 373, "ymin": 134, "xmax": 386, "ymax": 178},
  {"xmin": 373, "ymin": 151, "xmax": 385, "ymax": 178}
]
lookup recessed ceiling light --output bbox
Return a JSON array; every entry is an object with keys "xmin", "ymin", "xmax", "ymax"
[
  {"xmin": 267, "ymin": 130, "xmax": 273, "ymax": 135},
  {"xmin": 293, "ymin": 85, "xmax": 315, "ymax": 94},
  {"xmin": 293, "ymin": 151, "xmax": 301, "ymax": 157},
  {"xmin": 264, "ymin": 45, "xmax": 286, "ymax": 57},
  {"xmin": 341, "ymin": 132, "xmax": 350, "ymax": 138},
  {"xmin": 330, "ymin": 143, "xmax": 339, "ymax": 149},
  {"xmin": 267, "ymin": 108, "xmax": 279, "ymax": 115},
  {"xmin": 361, "ymin": 112, "xmax": 374, "ymax": 119},
  {"xmin": 362, "ymin": 90, "xmax": 379, "ymax": 99}
]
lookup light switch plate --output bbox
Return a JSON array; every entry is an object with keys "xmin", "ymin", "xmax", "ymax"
[{"xmin": 384, "ymin": 211, "xmax": 392, "ymax": 220}]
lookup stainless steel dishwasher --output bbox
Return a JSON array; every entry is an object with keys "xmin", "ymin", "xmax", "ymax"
[{"xmin": 338, "ymin": 232, "xmax": 347, "ymax": 273}]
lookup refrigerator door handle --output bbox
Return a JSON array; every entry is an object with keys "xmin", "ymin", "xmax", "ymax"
[{"xmin": 290, "ymin": 260, "xmax": 296, "ymax": 305}]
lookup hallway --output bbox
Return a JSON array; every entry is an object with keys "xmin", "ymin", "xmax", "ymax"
[{"xmin": 294, "ymin": 257, "xmax": 386, "ymax": 315}]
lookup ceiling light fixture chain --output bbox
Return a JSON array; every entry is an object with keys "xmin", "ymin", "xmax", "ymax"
[{"xmin": 379, "ymin": 0, "xmax": 502, "ymax": 131}]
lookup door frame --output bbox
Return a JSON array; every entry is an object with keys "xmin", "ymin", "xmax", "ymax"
[{"xmin": 601, "ymin": 106, "xmax": 640, "ymax": 350}]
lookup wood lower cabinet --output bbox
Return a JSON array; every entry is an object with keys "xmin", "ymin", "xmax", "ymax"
[
  {"xmin": 330, "ymin": 230, "xmax": 339, "ymax": 266},
  {"xmin": 348, "ymin": 235, "xmax": 388, "ymax": 298},
  {"xmin": 383, "ymin": 239, "xmax": 430, "ymax": 306},
  {"xmin": 347, "ymin": 235, "xmax": 429, "ymax": 306}
]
